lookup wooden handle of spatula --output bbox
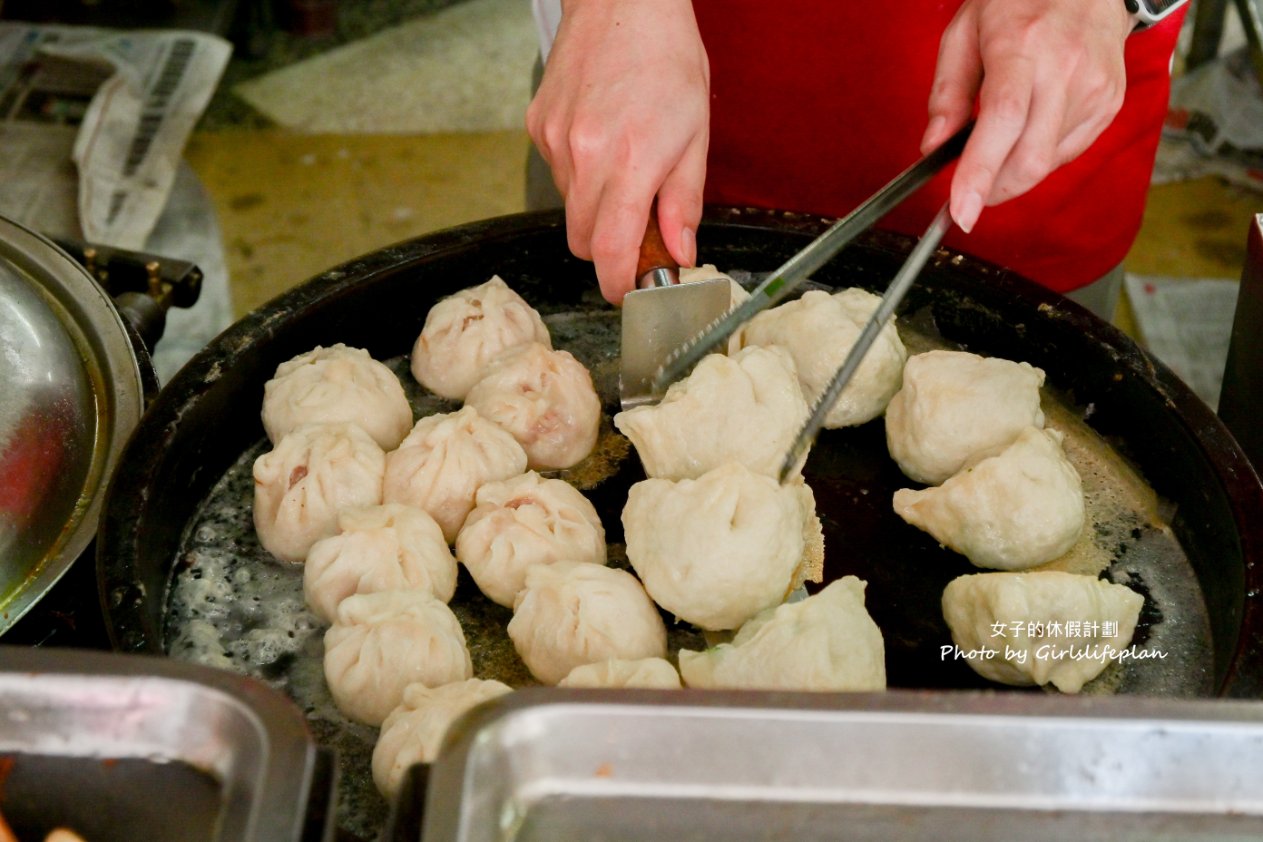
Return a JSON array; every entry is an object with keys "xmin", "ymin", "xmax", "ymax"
[{"xmin": 636, "ymin": 199, "xmax": 680, "ymax": 288}]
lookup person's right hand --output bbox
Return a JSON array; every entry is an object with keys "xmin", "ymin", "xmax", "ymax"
[{"xmin": 526, "ymin": 0, "xmax": 710, "ymax": 304}]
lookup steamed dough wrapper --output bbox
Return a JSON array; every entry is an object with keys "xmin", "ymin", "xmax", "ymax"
[
  {"xmin": 679, "ymin": 577, "xmax": 886, "ymax": 691},
  {"xmin": 45, "ymin": 831, "xmax": 87, "ymax": 842},
  {"xmin": 304, "ymin": 503, "xmax": 458, "ymax": 623},
  {"xmin": 507, "ymin": 560, "xmax": 667, "ymax": 685},
  {"xmin": 623, "ymin": 462, "xmax": 820, "ymax": 631},
  {"xmin": 737, "ymin": 288, "xmax": 906, "ymax": 428},
  {"xmin": 679, "ymin": 264, "xmax": 749, "ymax": 354},
  {"xmin": 253, "ymin": 423, "xmax": 385, "ymax": 564},
  {"xmin": 558, "ymin": 657, "xmax": 682, "ymax": 689},
  {"xmin": 262, "ymin": 343, "xmax": 412, "ymax": 450},
  {"xmin": 383, "ymin": 406, "xmax": 528, "ymax": 542},
  {"xmin": 410, "ymin": 276, "xmax": 551, "ymax": 399},
  {"xmin": 679, "ymin": 264, "xmax": 749, "ymax": 305},
  {"xmin": 886, "ymin": 350, "xmax": 1046, "ymax": 485},
  {"xmin": 893, "ymin": 427, "xmax": 1086, "ymax": 570},
  {"xmin": 464, "ymin": 343, "xmax": 601, "ymax": 470},
  {"xmin": 942, "ymin": 571, "xmax": 1144, "ymax": 693},
  {"xmin": 323, "ymin": 590, "xmax": 472, "ymax": 726},
  {"xmin": 455, "ymin": 471, "xmax": 606, "ymax": 608},
  {"xmin": 371, "ymin": 678, "xmax": 513, "ymax": 799},
  {"xmin": 614, "ymin": 346, "xmax": 810, "ymax": 480}
]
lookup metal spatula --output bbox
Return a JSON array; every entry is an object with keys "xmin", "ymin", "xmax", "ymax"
[{"xmin": 619, "ymin": 203, "xmax": 731, "ymax": 409}]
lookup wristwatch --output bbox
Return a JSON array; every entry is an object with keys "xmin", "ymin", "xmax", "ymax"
[{"xmin": 1124, "ymin": 0, "xmax": 1189, "ymax": 28}]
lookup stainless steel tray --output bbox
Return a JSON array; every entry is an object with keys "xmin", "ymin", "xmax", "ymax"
[
  {"xmin": 413, "ymin": 688, "xmax": 1263, "ymax": 841},
  {"xmin": 0, "ymin": 647, "xmax": 335, "ymax": 842}
]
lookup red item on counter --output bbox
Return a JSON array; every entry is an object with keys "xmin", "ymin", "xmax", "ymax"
[{"xmin": 0, "ymin": 407, "xmax": 68, "ymax": 522}]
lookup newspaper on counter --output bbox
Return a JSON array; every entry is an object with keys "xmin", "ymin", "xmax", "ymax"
[
  {"xmin": 1155, "ymin": 47, "xmax": 1263, "ymax": 193},
  {"xmin": 0, "ymin": 22, "xmax": 235, "ymax": 384},
  {"xmin": 1123, "ymin": 273, "xmax": 1240, "ymax": 411},
  {"xmin": 0, "ymin": 22, "xmax": 231, "ymax": 249}
]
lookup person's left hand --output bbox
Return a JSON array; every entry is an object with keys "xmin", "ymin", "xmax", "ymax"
[{"xmin": 920, "ymin": 0, "xmax": 1134, "ymax": 233}]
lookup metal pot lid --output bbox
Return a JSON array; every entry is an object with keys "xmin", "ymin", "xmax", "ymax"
[{"xmin": 0, "ymin": 216, "xmax": 144, "ymax": 634}]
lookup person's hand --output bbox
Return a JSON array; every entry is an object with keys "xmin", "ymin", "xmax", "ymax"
[
  {"xmin": 920, "ymin": 0, "xmax": 1133, "ymax": 233},
  {"xmin": 526, "ymin": 0, "xmax": 710, "ymax": 303}
]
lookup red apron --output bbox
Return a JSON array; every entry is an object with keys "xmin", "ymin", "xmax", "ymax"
[{"xmin": 692, "ymin": 3, "xmax": 1185, "ymax": 292}]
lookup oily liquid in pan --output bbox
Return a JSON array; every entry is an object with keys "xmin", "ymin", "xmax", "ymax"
[{"xmin": 162, "ymin": 303, "xmax": 1213, "ymax": 840}]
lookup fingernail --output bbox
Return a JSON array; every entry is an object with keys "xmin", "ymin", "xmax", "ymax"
[
  {"xmin": 921, "ymin": 116, "xmax": 947, "ymax": 152},
  {"xmin": 682, "ymin": 226, "xmax": 696, "ymax": 267},
  {"xmin": 953, "ymin": 191, "xmax": 983, "ymax": 234}
]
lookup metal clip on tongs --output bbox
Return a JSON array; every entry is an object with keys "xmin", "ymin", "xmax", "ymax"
[{"xmin": 653, "ymin": 120, "xmax": 975, "ymax": 483}]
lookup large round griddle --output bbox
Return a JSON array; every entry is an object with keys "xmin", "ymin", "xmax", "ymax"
[{"xmin": 97, "ymin": 207, "xmax": 1263, "ymax": 700}]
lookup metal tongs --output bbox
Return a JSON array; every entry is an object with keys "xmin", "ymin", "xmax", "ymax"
[
  {"xmin": 779, "ymin": 203, "xmax": 953, "ymax": 481},
  {"xmin": 652, "ymin": 120, "xmax": 975, "ymax": 482}
]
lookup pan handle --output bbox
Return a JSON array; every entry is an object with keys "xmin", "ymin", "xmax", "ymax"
[
  {"xmin": 51, "ymin": 235, "xmax": 205, "ymax": 354},
  {"xmin": 380, "ymin": 762, "xmax": 430, "ymax": 842},
  {"xmin": 636, "ymin": 199, "xmax": 680, "ymax": 289},
  {"xmin": 301, "ymin": 748, "xmax": 341, "ymax": 842}
]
